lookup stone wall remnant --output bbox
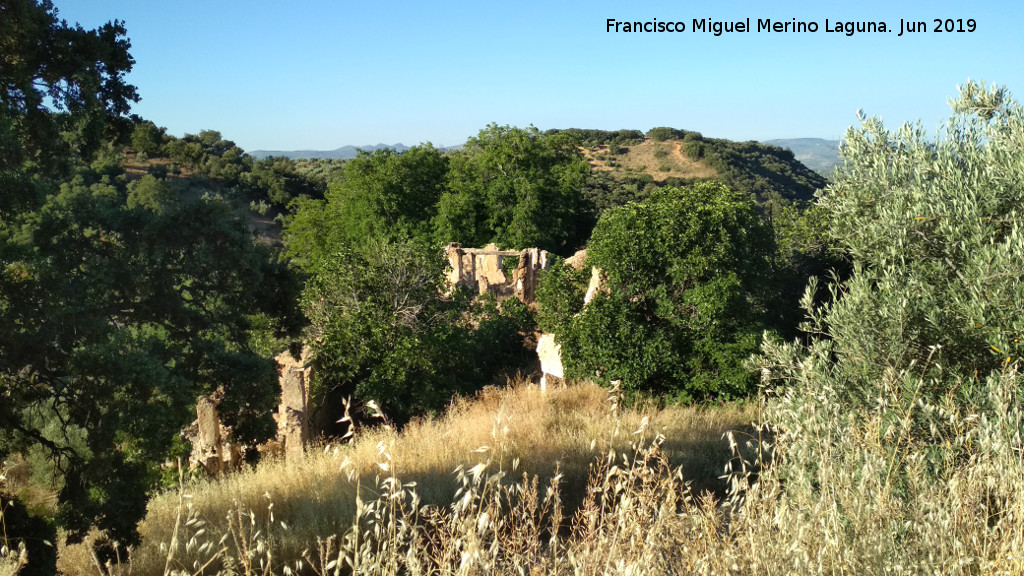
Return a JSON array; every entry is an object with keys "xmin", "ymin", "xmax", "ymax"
[
  {"xmin": 584, "ymin": 266, "xmax": 609, "ymax": 304},
  {"xmin": 564, "ymin": 248, "xmax": 587, "ymax": 271},
  {"xmin": 187, "ymin": 394, "xmax": 242, "ymax": 476},
  {"xmin": 536, "ymin": 249, "xmax": 610, "ymax": 389},
  {"xmin": 445, "ymin": 243, "xmax": 550, "ymax": 303},
  {"xmin": 536, "ymin": 333, "xmax": 564, "ymax": 390},
  {"xmin": 275, "ymin": 346, "xmax": 313, "ymax": 462}
]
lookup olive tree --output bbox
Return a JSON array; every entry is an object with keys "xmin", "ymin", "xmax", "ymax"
[{"xmin": 748, "ymin": 83, "xmax": 1024, "ymax": 568}]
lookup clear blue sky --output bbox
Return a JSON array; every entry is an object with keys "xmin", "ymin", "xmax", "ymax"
[{"xmin": 57, "ymin": 0, "xmax": 1023, "ymax": 152}]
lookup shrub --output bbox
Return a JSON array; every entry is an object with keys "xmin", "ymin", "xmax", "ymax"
[
  {"xmin": 541, "ymin": 182, "xmax": 774, "ymax": 400},
  {"xmin": 645, "ymin": 127, "xmax": 690, "ymax": 142},
  {"xmin": 751, "ymin": 80, "xmax": 1024, "ymax": 574},
  {"xmin": 146, "ymin": 163, "xmax": 168, "ymax": 178}
]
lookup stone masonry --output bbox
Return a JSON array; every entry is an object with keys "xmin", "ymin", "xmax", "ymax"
[
  {"xmin": 445, "ymin": 243, "xmax": 550, "ymax": 303},
  {"xmin": 188, "ymin": 394, "xmax": 242, "ymax": 476},
  {"xmin": 274, "ymin": 346, "xmax": 314, "ymax": 462}
]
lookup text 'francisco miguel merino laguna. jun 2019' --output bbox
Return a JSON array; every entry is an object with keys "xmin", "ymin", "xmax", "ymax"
[{"xmin": 605, "ymin": 17, "xmax": 977, "ymax": 37}]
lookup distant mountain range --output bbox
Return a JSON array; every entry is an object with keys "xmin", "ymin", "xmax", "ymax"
[
  {"xmin": 761, "ymin": 138, "xmax": 841, "ymax": 176},
  {"xmin": 249, "ymin": 143, "xmax": 411, "ymax": 160}
]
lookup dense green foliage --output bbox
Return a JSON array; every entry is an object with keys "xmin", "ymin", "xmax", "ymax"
[
  {"xmin": 1, "ymin": 173, "xmax": 299, "ymax": 545},
  {"xmin": 764, "ymin": 82, "xmax": 1024, "ymax": 395},
  {"xmin": 645, "ymin": 127, "xmax": 694, "ymax": 142},
  {"xmin": 0, "ymin": 1, "xmax": 300, "ymax": 555},
  {"xmin": 0, "ymin": 0, "xmax": 137, "ymax": 216},
  {"xmin": 539, "ymin": 183, "xmax": 774, "ymax": 400},
  {"xmin": 762, "ymin": 200, "xmax": 848, "ymax": 338},
  {"xmin": 239, "ymin": 156, "xmax": 326, "ymax": 209},
  {"xmin": 757, "ymin": 81, "xmax": 1024, "ymax": 519},
  {"xmin": 331, "ymin": 145, "xmax": 447, "ymax": 245},
  {"xmin": 299, "ymin": 238, "xmax": 533, "ymax": 424},
  {"xmin": 436, "ymin": 124, "xmax": 590, "ymax": 253},
  {"xmin": 283, "ymin": 145, "xmax": 448, "ymax": 265},
  {"xmin": 123, "ymin": 122, "xmax": 326, "ymax": 212},
  {"xmin": 679, "ymin": 133, "xmax": 826, "ymax": 203},
  {"xmin": 579, "ymin": 171, "xmax": 656, "ymax": 217},
  {"xmin": 544, "ymin": 128, "xmax": 644, "ymax": 148},
  {"xmin": 284, "ymin": 145, "xmax": 537, "ymax": 425}
]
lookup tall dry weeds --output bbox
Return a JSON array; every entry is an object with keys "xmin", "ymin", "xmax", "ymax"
[{"xmin": 51, "ymin": 372, "xmax": 1024, "ymax": 576}]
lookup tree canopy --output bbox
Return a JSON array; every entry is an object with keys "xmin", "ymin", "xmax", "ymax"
[
  {"xmin": 753, "ymin": 82, "xmax": 1024, "ymax": 545},
  {"xmin": 539, "ymin": 182, "xmax": 774, "ymax": 400},
  {"xmin": 0, "ymin": 0, "xmax": 299, "ymax": 552},
  {"xmin": 283, "ymin": 144, "xmax": 536, "ymax": 426},
  {"xmin": 0, "ymin": 0, "xmax": 138, "ymax": 215},
  {"xmin": 435, "ymin": 124, "xmax": 590, "ymax": 253},
  {"xmin": 762, "ymin": 81, "xmax": 1024, "ymax": 396}
]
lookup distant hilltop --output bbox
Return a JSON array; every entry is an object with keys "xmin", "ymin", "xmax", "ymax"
[
  {"xmin": 761, "ymin": 138, "xmax": 841, "ymax": 176},
  {"xmin": 253, "ymin": 137, "xmax": 842, "ymax": 176},
  {"xmin": 249, "ymin": 143, "xmax": 411, "ymax": 160}
]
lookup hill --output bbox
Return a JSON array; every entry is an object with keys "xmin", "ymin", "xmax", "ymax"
[
  {"xmin": 581, "ymin": 139, "xmax": 718, "ymax": 182},
  {"xmin": 249, "ymin": 143, "xmax": 411, "ymax": 160},
  {"xmin": 762, "ymin": 138, "xmax": 841, "ymax": 176},
  {"xmin": 554, "ymin": 128, "xmax": 828, "ymax": 212}
]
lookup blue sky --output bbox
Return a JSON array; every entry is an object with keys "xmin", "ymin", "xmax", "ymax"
[{"xmin": 57, "ymin": 0, "xmax": 1023, "ymax": 152}]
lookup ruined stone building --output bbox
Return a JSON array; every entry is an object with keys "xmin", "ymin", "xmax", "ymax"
[
  {"xmin": 186, "ymin": 346, "xmax": 314, "ymax": 474},
  {"xmin": 186, "ymin": 244, "xmax": 584, "ymax": 470},
  {"xmin": 445, "ymin": 243, "xmax": 550, "ymax": 304}
]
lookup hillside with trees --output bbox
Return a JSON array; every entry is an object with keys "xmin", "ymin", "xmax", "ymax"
[
  {"xmin": 4, "ymin": 2, "xmax": 1022, "ymax": 575},
  {"xmin": 0, "ymin": 4, "xmax": 838, "ymax": 560}
]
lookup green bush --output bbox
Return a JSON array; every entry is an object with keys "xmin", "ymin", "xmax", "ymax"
[
  {"xmin": 146, "ymin": 163, "xmax": 168, "ymax": 178},
  {"xmin": 540, "ymin": 182, "xmax": 773, "ymax": 400},
  {"xmin": 762, "ymin": 81, "xmax": 1024, "ymax": 401},
  {"xmin": 646, "ymin": 127, "xmax": 691, "ymax": 142},
  {"xmin": 301, "ymin": 237, "xmax": 536, "ymax": 424},
  {"xmin": 754, "ymin": 82, "xmax": 1024, "ymax": 566}
]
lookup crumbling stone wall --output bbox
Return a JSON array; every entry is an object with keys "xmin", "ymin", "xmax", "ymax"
[
  {"xmin": 186, "ymin": 347, "xmax": 315, "ymax": 471},
  {"xmin": 536, "ymin": 333, "xmax": 563, "ymax": 390},
  {"xmin": 275, "ymin": 346, "xmax": 313, "ymax": 462},
  {"xmin": 445, "ymin": 243, "xmax": 550, "ymax": 303},
  {"xmin": 186, "ymin": 394, "xmax": 242, "ymax": 476}
]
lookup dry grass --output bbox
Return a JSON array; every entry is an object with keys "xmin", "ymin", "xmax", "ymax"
[
  {"xmin": 42, "ymin": 371, "xmax": 1024, "ymax": 576},
  {"xmin": 63, "ymin": 380, "xmax": 752, "ymax": 576},
  {"xmin": 581, "ymin": 140, "xmax": 718, "ymax": 182}
]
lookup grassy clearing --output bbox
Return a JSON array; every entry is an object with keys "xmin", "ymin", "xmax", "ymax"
[
  {"xmin": 45, "ymin": 373, "xmax": 1024, "ymax": 575},
  {"xmin": 581, "ymin": 140, "xmax": 718, "ymax": 182},
  {"xmin": 58, "ymin": 380, "xmax": 753, "ymax": 576}
]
